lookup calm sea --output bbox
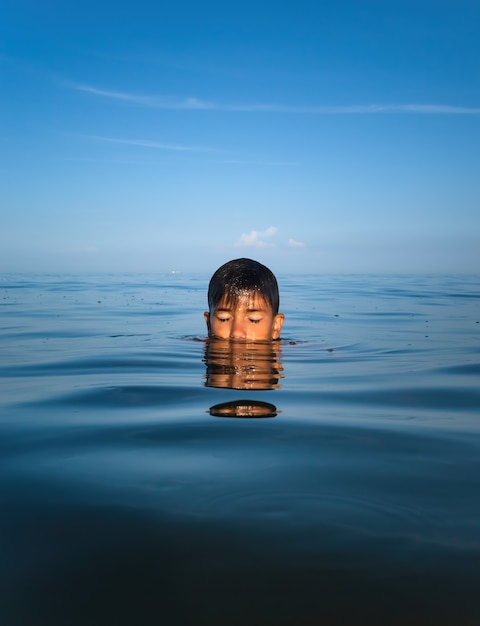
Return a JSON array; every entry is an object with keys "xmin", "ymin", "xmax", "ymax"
[{"xmin": 1, "ymin": 273, "xmax": 479, "ymax": 625}]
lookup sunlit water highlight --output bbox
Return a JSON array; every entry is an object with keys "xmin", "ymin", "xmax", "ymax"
[{"xmin": 1, "ymin": 273, "xmax": 479, "ymax": 625}]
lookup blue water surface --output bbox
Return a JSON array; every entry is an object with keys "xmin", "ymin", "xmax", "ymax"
[{"xmin": 1, "ymin": 273, "xmax": 479, "ymax": 625}]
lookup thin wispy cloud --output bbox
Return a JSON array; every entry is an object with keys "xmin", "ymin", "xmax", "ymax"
[
  {"xmin": 71, "ymin": 84, "xmax": 216, "ymax": 109},
  {"xmin": 235, "ymin": 227, "xmax": 277, "ymax": 248},
  {"xmin": 70, "ymin": 84, "xmax": 480, "ymax": 114},
  {"xmin": 221, "ymin": 159, "xmax": 298, "ymax": 166},
  {"xmin": 86, "ymin": 135, "xmax": 208, "ymax": 152},
  {"xmin": 75, "ymin": 134, "xmax": 291, "ymax": 162},
  {"xmin": 288, "ymin": 238, "xmax": 305, "ymax": 248}
]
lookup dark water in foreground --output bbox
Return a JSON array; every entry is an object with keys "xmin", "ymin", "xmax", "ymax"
[{"xmin": 1, "ymin": 273, "xmax": 480, "ymax": 625}]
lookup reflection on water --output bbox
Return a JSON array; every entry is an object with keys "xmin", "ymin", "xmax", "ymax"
[
  {"xmin": 209, "ymin": 399, "xmax": 278, "ymax": 418},
  {"xmin": 203, "ymin": 338, "xmax": 284, "ymax": 390},
  {"xmin": 204, "ymin": 338, "xmax": 283, "ymax": 418}
]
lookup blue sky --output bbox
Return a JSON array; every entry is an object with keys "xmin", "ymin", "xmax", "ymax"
[{"xmin": 1, "ymin": 0, "xmax": 479, "ymax": 274}]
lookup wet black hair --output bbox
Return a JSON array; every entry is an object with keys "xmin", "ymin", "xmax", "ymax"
[{"xmin": 208, "ymin": 258, "xmax": 280, "ymax": 315}]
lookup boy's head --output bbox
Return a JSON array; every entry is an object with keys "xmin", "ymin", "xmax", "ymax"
[{"xmin": 204, "ymin": 258, "xmax": 284, "ymax": 341}]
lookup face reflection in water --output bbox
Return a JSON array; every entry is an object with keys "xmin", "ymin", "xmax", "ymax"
[
  {"xmin": 203, "ymin": 337, "xmax": 284, "ymax": 391},
  {"xmin": 204, "ymin": 338, "xmax": 283, "ymax": 418}
]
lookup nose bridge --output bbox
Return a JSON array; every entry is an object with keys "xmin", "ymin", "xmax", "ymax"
[{"xmin": 230, "ymin": 314, "xmax": 246, "ymax": 338}]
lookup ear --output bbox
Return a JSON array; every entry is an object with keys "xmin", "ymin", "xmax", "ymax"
[
  {"xmin": 272, "ymin": 313, "xmax": 284, "ymax": 339},
  {"xmin": 204, "ymin": 311, "xmax": 211, "ymax": 334}
]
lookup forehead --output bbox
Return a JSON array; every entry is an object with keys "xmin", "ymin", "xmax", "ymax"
[{"xmin": 215, "ymin": 291, "xmax": 271, "ymax": 311}]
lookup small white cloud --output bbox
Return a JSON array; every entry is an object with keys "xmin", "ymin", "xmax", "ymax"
[
  {"xmin": 235, "ymin": 226, "xmax": 277, "ymax": 248},
  {"xmin": 288, "ymin": 238, "xmax": 305, "ymax": 248}
]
